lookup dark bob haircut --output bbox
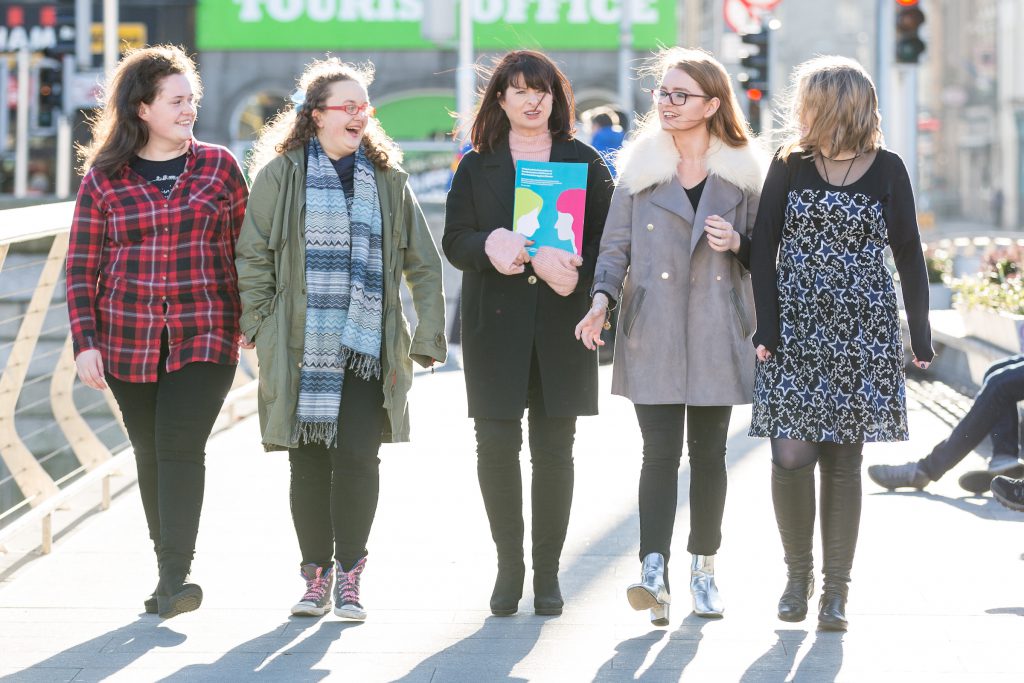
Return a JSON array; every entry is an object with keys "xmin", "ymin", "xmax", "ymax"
[{"xmin": 470, "ymin": 50, "xmax": 576, "ymax": 153}]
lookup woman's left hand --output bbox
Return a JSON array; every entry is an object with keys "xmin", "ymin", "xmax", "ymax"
[
  {"xmin": 704, "ymin": 215, "xmax": 741, "ymax": 253},
  {"xmin": 912, "ymin": 357, "xmax": 930, "ymax": 370},
  {"xmin": 239, "ymin": 334, "xmax": 255, "ymax": 350},
  {"xmin": 575, "ymin": 294, "xmax": 609, "ymax": 351}
]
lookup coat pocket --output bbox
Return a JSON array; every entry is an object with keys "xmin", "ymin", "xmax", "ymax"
[
  {"xmin": 729, "ymin": 287, "xmax": 751, "ymax": 339},
  {"xmin": 622, "ymin": 286, "xmax": 646, "ymax": 338}
]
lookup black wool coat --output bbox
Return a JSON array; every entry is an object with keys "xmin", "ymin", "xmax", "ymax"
[{"xmin": 443, "ymin": 137, "xmax": 614, "ymax": 419}]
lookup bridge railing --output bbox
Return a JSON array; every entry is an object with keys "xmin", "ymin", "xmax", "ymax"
[{"xmin": 0, "ymin": 202, "xmax": 258, "ymax": 555}]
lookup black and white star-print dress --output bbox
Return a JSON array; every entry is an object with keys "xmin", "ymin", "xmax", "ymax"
[{"xmin": 748, "ymin": 149, "xmax": 934, "ymax": 444}]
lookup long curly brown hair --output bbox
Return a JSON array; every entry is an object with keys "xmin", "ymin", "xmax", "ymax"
[
  {"xmin": 78, "ymin": 45, "xmax": 202, "ymax": 176},
  {"xmin": 248, "ymin": 58, "xmax": 401, "ymax": 178}
]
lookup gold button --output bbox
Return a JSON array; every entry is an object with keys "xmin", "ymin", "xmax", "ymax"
[
  {"xmin": 661, "ymin": 272, "xmax": 669, "ymax": 280},
  {"xmin": 527, "ymin": 275, "xmax": 538, "ymax": 284},
  {"xmin": 646, "ymin": 223, "xmax": 654, "ymax": 231}
]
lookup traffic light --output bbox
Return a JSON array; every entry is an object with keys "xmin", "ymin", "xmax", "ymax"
[
  {"xmin": 895, "ymin": 0, "xmax": 926, "ymax": 64},
  {"xmin": 738, "ymin": 30, "xmax": 769, "ymax": 93},
  {"xmin": 738, "ymin": 28, "xmax": 769, "ymax": 134},
  {"xmin": 36, "ymin": 61, "xmax": 64, "ymax": 129}
]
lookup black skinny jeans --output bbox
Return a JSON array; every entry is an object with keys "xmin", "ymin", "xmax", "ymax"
[
  {"xmin": 474, "ymin": 351, "xmax": 577, "ymax": 575},
  {"xmin": 289, "ymin": 368, "xmax": 387, "ymax": 572},
  {"xmin": 634, "ymin": 404, "xmax": 732, "ymax": 566},
  {"xmin": 106, "ymin": 349, "xmax": 235, "ymax": 574}
]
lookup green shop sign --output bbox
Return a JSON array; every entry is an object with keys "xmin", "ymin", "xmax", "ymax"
[{"xmin": 197, "ymin": 0, "xmax": 678, "ymax": 51}]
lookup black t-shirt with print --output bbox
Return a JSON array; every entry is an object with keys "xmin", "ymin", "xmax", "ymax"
[{"xmin": 131, "ymin": 153, "xmax": 187, "ymax": 199}]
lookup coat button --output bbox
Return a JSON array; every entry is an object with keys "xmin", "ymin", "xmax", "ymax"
[
  {"xmin": 527, "ymin": 275, "xmax": 538, "ymax": 284},
  {"xmin": 716, "ymin": 275, "xmax": 722, "ymax": 281},
  {"xmin": 661, "ymin": 272, "xmax": 669, "ymax": 280},
  {"xmin": 647, "ymin": 223, "xmax": 654, "ymax": 231}
]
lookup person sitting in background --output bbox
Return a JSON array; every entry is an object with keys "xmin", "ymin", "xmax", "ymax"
[
  {"xmin": 869, "ymin": 354, "xmax": 1024, "ymax": 493},
  {"xmin": 991, "ymin": 474, "xmax": 1024, "ymax": 511}
]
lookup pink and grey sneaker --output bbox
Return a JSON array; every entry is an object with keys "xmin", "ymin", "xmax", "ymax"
[
  {"xmin": 333, "ymin": 557, "xmax": 367, "ymax": 620},
  {"xmin": 291, "ymin": 563, "xmax": 334, "ymax": 617}
]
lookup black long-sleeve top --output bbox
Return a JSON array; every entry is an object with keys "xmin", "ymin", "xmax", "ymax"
[{"xmin": 749, "ymin": 148, "xmax": 934, "ymax": 362}]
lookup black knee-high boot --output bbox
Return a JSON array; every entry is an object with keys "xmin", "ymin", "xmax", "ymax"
[
  {"xmin": 531, "ymin": 463, "xmax": 573, "ymax": 615},
  {"xmin": 478, "ymin": 463, "xmax": 526, "ymax": 616},
  {"xmin": 817, "ymin": 450, "xmax": 862, "ymax": 631},
  {"xmin": 772, "ymin": 461, "xmax": 817, "ymax": 622}
]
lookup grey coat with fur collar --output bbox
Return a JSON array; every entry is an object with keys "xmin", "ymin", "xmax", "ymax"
[{"xmin": 593, "ymin": 129, "xmax": 767, "ymax": 405}]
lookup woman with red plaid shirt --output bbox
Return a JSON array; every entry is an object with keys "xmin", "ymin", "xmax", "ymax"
[{"xmin": 66, "ymin": 46, "xmax": 248, "ymax": 619}]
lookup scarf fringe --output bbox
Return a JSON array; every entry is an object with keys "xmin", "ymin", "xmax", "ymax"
[
  {"xmin": 294, "ymin": 420, "xmax": 339, "ymax": 449},
  {"xmin": 339, "ymin": 346, "xmax": 382, "ymax": 381}
]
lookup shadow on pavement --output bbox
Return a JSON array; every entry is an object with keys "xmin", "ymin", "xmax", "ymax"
[
  {"xmin": 0, "ymin": 616, "xmax": 186, "ymax": 682},
  {"xmin": 390, "ymin": 429, "xmax": 763, "ymax": 681},
  {"xmin": 986, "ymin": 607, "xmax": 1024, "ymax": 617},
  {"xmin": 866, "ymin": 489, "xmax": 1008, "ymax": 519},
  {"xmin": 738, "ymin": 628, "xmax": 807, "ymax": 682},
  {"xmin": 158, "ymin": 617, "xmax": 362, "ymax": 681},
  {"xmin": 595, "ymin": 615, "xmax": 710, "ymax": 681},
  {"xmin": 790, "ymin": 631, "xmax": 844, "ymax": 682}
]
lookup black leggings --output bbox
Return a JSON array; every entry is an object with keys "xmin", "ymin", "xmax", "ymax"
[
  {"xmin": 106, "ymin": 352, "xmax": 236, "ymax": 571},
  {"xmin": 770, "ymin": 438, "xmax": 864, "ymax": 471},
  {"xmin": 634, "ymin": 404, "xmax": 732, "ymax": 563},
  {"xmin": 289, "ymin": 368, "xmax": 387, "ymax": 572}
]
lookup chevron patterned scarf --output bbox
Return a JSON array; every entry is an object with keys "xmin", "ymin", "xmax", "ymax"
[{"xmin": 295, "ymin": 139, "xmax": 384, "ymax": 447}]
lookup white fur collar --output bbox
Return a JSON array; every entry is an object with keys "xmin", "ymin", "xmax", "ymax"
[{"xmin": 616, "ymin": 128, "xmax": 768, "ymax": 196}]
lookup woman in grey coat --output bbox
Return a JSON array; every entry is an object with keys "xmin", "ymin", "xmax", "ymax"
[{"xmin": 576, "ymin": 48, "xmax": 765, "ymax": 626}]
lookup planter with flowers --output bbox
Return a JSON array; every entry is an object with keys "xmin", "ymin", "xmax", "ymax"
[{"xmin": 952, "ymin": 257, "xmax": 1024, "ymax": 353}]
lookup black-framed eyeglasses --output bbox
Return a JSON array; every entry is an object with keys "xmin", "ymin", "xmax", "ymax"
[{"xmin": 645, "ymin": 88, "xmax": 713, "ymax": 106}]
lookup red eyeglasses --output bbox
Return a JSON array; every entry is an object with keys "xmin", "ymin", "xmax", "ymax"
[{"xmin": 320, "ymin": 102, "xmax": 376, "ymax": 116}]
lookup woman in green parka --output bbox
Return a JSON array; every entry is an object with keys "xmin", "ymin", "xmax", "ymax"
[{"xmin": 235, "ymin": 57, "xmax": 447, "ymax": 621}]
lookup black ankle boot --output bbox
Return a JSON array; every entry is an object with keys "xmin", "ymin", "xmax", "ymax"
[
  {"xmin": 533, "ymin": 572, "xmax": 563, "ymax": 616},
  {"xmin": 144, "ymin": 542, "xmax": 161, "ymax": 614},
  {"xmin": 490, "ymin": 561, "xmax": 525, "ymax": 616},
  {"xmin": 818, "ymin": 587, "xmax": 848, "ymax": 631},
  {"xmin": 772, "ymin": 462, "xmax": 816, "ymax": 622},
  {"xmin": 778, "ymin": 572, "xmax": 814, "ymax": 622},
  {"xmin": 157, "ymin": 561, "xmax": 203, "ymax": 619}
]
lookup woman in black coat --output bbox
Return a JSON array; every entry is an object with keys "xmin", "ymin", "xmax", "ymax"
[{"xmin": 443, "ymin": 50, "xmax": 613, "ymax": 617}]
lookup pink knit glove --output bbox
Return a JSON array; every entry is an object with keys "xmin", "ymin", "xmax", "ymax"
[
  {"xmin": 532, "ymin": 246, "xmax": 582, "ymax": 296},
  {"xmin": 485, "ymin": 228, "xmax": 531, "ymax": 275}
]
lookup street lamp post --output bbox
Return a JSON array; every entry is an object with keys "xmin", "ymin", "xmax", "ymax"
[{"xmin": 618, "ymin": 0, "xmax": 633, "ymax": 120}]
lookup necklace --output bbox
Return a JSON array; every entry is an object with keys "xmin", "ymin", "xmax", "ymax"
[{"xmin": 820, "ymin": 152, "xmax": 860, "ymax": 187}]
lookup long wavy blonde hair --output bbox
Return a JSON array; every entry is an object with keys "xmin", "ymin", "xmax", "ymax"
[
  {"xmin": 778, "ymin": 56, "xmax": 883, "ymax": 161},
  {"xmin": 632, "ymin": 47, "xmax": 752, "ymax": 147},
  {"xmin": 247, "ymin": 57, "xmax": 402, "ymax": 178}
]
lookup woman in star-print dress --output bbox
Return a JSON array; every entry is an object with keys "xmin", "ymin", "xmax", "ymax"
[{"xmin": 749, "ymin": 56, "xmax": 933, "ymax": 632}]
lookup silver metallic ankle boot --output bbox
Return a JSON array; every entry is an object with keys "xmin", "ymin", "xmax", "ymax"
[
  {"xmin": 626, "ymin": 552, "xmax": 671, "ymax": 626},
  {"xmin": 690, "ymin": 554, "xmax": 724, "ymax": 618}
]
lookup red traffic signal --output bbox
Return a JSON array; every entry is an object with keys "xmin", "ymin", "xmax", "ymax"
[
  {"xmin": 746, "ymin": 88, "xmax": 763, "ymax": 102},
  {"xmin": 895, "ymin": 1, "xmax": 926, "ymax": 64}
]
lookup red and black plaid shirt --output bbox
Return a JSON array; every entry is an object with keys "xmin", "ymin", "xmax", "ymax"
[{"xmin": 66, "ymin": 140, "xmax": 249, "ymax": 383}]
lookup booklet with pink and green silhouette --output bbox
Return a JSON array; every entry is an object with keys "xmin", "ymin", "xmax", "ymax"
[{"xmin": 513, "ymin": 161, "xmax": 589, "ymax": 257}]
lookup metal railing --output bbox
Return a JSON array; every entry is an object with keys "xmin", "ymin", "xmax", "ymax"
[{"xmin": 0, "ymin": 201, "xmax": 259, "ymax": 555}]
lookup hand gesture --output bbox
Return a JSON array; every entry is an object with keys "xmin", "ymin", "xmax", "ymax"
[
  {"xmin": 755, "ymin": 344, "xmax": 772, "ymax": 362},
  {"xmin": 532, "ymin": 246, "xmax": 583, "ymax": 296},
  {"xmin": 75, "ymin": 349, "xmax": 107, "ymax": 390},
  {"xmin": 575, "ymin": 293, "xmax": 609, "ymax": 350},
  {"xmin": 704, "ymin": 215, "xmax": 740, "ymax": 253},
  {"xmin": 485, "ymin": 228, "xmax": 533, "ymax": 275}
]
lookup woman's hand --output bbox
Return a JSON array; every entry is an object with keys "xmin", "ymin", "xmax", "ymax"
[
  {"xmin": 485, "ymin": 228, "xmax": 533, "ymax": 275},
  {"xmin": 912, "ymin": 357, "xmax": 930, "ymax": 370},
  {"xmin": 75, "ymin": 349, "xmax": 107, "ymax": 390},
  {"xmin": 575, "ymin": 293, "xmax": 609, "ymax": 350},
  {"xmin": 755, "ymin": 344, "xmax": 772, "ymax": 362},
  {"xmin": 239, "ymin": 334, "xmax": 255, "ymax": 350},
  {"xmin": 532, "ymin": 246, "xmax": 582, "ymax": 296},
  {"xmin": 704, "ymin": 215, "xmax": 741, "ymax": 253}
]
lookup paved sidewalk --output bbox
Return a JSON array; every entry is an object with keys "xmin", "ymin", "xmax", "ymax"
[{"xmin": 1, "ymin": 366, "xmax": 1022, "ymax": 682}]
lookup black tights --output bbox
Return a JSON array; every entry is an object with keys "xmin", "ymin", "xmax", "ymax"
[{"xmin": 771, "ymin": 438, "xmax": 864, "ymax": 470}]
